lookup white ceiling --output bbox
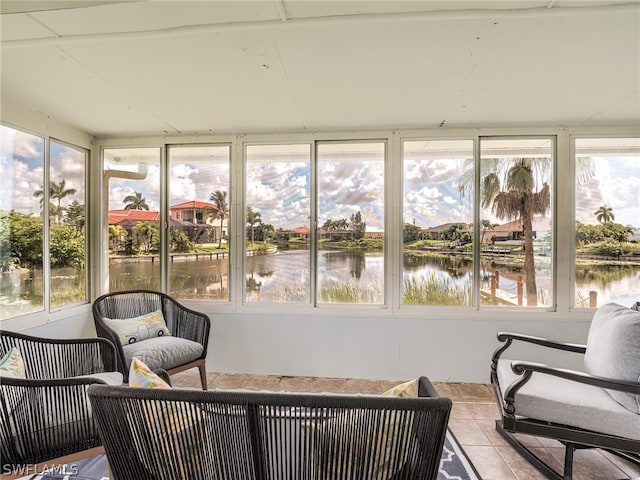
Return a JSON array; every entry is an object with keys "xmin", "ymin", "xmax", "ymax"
[{"xmin": 1, "ymin": 1, "xmax": 639, "ymax": 138}]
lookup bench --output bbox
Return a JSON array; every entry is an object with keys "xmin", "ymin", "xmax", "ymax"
[{"xmin": 88, "ymin": 376, "xmax": 451, "ymax": 480}]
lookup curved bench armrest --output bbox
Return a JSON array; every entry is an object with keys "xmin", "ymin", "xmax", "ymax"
[
  {"xmin": 502, "ymin": 360, "xmax": 640, "ymax": 415},
  {"xmin": 491, "ymin": 331, "xmax": 586, "ymax": 373}
]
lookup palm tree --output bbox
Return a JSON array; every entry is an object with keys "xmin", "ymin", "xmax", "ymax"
[
  {"xmin": 108, "ymin": 224, "xmax": 125, "ymax": 252},
  {"xmin": 33, "ymin": 179, "xmax": 77, "ymax": 223},
  {"xmin": 209, "ymin": 190, "xmax": 229, "ymax": 248},
  {"xmin": 246, "ymin": 205, "xmax": 262, "ymax": 245},
  {"xmin": 460, "ymin": 157, "xmax": 550, "ymax": 306},
  {"xmin": 123, "ymin": 192, "xmax": 149, "ymax": 210},
  {"xmin": 594, "ymin": 205, "xmax": 614, "ymax": 224},
  {"xmin": 133, "ymin": 220, "xmax": 156, "ymax": 253}
]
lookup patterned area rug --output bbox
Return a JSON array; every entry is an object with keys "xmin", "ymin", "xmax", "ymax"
[{"xmin": 30, "ymin": 429, "xmax": 480, "ymax": 480}]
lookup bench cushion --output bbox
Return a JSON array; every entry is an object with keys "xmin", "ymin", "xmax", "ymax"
[
  {"xmin": 497, "ymin": 358, "xmax": 640, "ymax": 440},
  {"xmin": 123, "ymin": 336, "xmax": 203, "ymax": 371},
  {"xmin": 584, "ymin": 302, "xmax": 640, "ymax": 413}
]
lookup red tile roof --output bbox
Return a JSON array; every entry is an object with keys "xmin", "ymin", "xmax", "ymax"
[
  {"xmin": 170, "ymin": 200, "xmax": 217, "ymax": 210},
  {"xmin": 292, "ymin": 226, "xmax": 310, "ymax": 234},
  {"xmin": 108, "ymin": 209, "xmax": 160, "ymax": 224}
]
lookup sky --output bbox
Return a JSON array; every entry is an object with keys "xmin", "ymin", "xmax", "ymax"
[
  {"xmin": 1, "ymin": 126, "xmax": 85, "ymax": 214},
  {"xmin": 2, "ymin": 125, "xmax": 639, "ymax": 231}
]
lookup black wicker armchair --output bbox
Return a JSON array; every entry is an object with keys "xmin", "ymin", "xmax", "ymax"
[
  {"xmin": 0, "ymin": 330, "xmax": 121, "ymax": 474},
  {"xmin": 490, "ymin": 302, "xmax": 640, "ymax": 480},
  {"xmin": 88, "ymin": 376, "xmax": 451, "ymax": 480},
  {"xmin": 92, "ymin": 290, "xmax": 210, "ymax": 388}
]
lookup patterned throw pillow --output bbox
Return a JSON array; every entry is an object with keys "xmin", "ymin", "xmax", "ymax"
[
  {"xmin": 103, "ymin": 309, "xmax": 171, "ymax": 345},
  {"xmin": 0, "ymin": 347, "xmax": 26, "ymax": 378},
  {"xmin": 128, "ymin": 358, "xmax": 208, "ymax": 478},
  {"xmin": 129, "ymin": 357, "xmax": 171, "ymax": 389},
  {"xmin": 307, "ymin": 379, "xmax": 419, "ymax": 480}
]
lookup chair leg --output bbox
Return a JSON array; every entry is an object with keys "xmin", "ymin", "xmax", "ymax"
[
  {"xmin": 198, "ymin": 361, "xmax": 207, "ymax": 390},
  {"xmin": 495, "ymin": 420, "xmax": 565, "ymax": 480},
  {"xmin": 563, "ymin": 443, "xmax": 575, "ymax": 480}
]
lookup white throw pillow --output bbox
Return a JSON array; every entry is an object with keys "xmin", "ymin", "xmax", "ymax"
[
  {"xmin": 584, "ymin": 302, "xmax": 640, "ymax": 413},
  {"xmin": 103, "ymin": 309, "xmax": 170, "ymax": 345}
]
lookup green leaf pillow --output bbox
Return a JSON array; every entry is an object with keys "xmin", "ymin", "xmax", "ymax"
[{"xmin": 0, "ymin": 347, "xmax": 26, "ymax": 379}]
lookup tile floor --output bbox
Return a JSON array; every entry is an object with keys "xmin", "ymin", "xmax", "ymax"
[{"xmin": 172, "ymin": 370, "xmax": 640, "ymax": 480}]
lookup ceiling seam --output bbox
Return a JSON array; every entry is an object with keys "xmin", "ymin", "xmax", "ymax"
[
  {"xmin": 3, "ymin": 3, "xmax": 638, "ymax": 49},
  {"xmin": 268, "ymin": 29, "xmax": 307, "ymax": 132}
]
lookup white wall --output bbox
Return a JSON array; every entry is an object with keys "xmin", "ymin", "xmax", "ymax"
[{"xmin": 205, "ymin": 311, "xmax": 592, "ymax": 383}]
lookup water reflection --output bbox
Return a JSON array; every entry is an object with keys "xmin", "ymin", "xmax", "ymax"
[{"xmin": 2, "ymin": 252, "xmax": 639, "ymax": 319}]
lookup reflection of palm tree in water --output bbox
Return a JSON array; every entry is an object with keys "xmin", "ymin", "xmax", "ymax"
[
  {"xmin": 324, "ymin": 251, "xmax": 367, "ymax": 280},
  {"xmin": 350, "ymin": 251, "xmax": 365, "ymax": 280},
  {"xmin": 246, "ymin": 275, "xmax": 262, "ymax": 294}
]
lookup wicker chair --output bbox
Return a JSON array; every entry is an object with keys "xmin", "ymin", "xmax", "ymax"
[
  {"xmin": 88, "ymin": 376, "xmax": 451, "ymax": 480},
  {"xmin": 0, "ymin": 330, "xmax": 121, "ymax": 474},
  {"xmin": 92, "ymin": 290, "xmax": 210, "ymax": 388}
]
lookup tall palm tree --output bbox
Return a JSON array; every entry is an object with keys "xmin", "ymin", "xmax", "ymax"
[
  {"xmin": 594, "ymin": 205, "xmax": 614, "ymax": 224},
  {"xmin": 33, "ymin": 179, "xmax": 77, "ymax": 223},
  {"xmin": 246, "ymin": 205, "xmax": 262, "ymax": 245},
  {"xmin": 209, "ymin": 190, "xmax": 229, "ymax": 248},
  {"xmin": 123, "ymin": 192, "xmax": 149, "ymax": 210},
  {"xmin": 460, "ymin": 157, "xmax": 550, "ymax": 306}
]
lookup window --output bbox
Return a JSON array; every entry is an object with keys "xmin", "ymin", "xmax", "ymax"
[
  {"xmin": 1, "ymin": 124, "xmax": 88, "ymax": 321},
  {"xmin": 245, "ymin": 144, "xmax": 311, "ymax": 303},
  {"xmin": 316, "ymin": 142, "xmax": 386, "ymax": 305},
  {"xmin": 103, "ymin": 148, "xmax": 161, "ymax": 292},
  {"xmin": 168, "ymin": 145, "xmax": 231, "ymax": 301},
  {"xmin": 479, "ymin": 138, "xmax": 554, "ymax": 308},
  {"xmin": 402, "ymin": 140, "xmax": 474, "ymax": 306},
  {"xmin": 574, "ymin": 137, "xmax": 640, "ymax": 308},
  {"xmin": 49, "ymin": 140, "xmax": 87, "ymax": 307}
]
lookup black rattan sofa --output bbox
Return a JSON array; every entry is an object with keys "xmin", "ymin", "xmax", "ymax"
[{"xmin": 88, "ymin": 376, "xmax": 451, "ymax": 480}]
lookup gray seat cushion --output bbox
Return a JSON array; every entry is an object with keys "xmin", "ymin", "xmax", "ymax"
[
  {"xmin": 583, "ymin": 302, "xmax": 640, "ymax": 413},
  {"xmin": 497, "ymin": 358, "xmax": 640, "ymax": 440},
  {"xmin": 123, "ymin": 336, "xmax": 203, "ymax": 371}
]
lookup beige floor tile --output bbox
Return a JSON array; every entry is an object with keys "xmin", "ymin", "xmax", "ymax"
[
  {"xmin": 476, "ymin": 418, "xmax": 511, "ymax": 447},
  {"xmin": 600, "ymin": 450, "xmax": 640, "ymax": 478},
  {"xmin": 448, "ymin": 418, "xmax": 492, "ymax": 446},
  {"xmin": 308, "ymin": 376, "xmax": 348, "ymax": 393},
  {"xmin": 495, "ymin": 446, "xmax": 549, "ymax": 480},
  {"xmin": 464, "ymin": 445, "xmax": 518, "ymax": 479},
  {"xmin": 548, "ymin": 447, "xmax": 633, "ymax": 480},
  {"xmin": 450, "ymin": 402, "xmax": 475, "ymax": 419},
  {"xmin": 278, "ymin": 375, "xmax": 317, "ymax": 392},
  {"xmin": 467, "ymin": 401, "xmax": 501, "ymax": 419},
  {"xmin": 241, "ymin": 374, "xmax": 282, "ymax": 391},
  {"xmin": 345, "ymin": 378, "xmax": 384, "ymax": 394}
]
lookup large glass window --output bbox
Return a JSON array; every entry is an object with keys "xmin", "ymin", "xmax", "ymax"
[
  {"xmin": 245, "ymin": 144, "xmax": 311, "ymax": 303},
  {"xmin": 402, "ymin": 140, "xmax": 474, "ymax": 306},
  {"xmin": 168, "ymin": 145, "xmax": 231, "ymax": 301},
  {"xmin": 1, "ymin": 125, "xmax": 88, "ymax": 321},
  {"xmin": 49, "ymin": 140, "xmax": 87, "ymax": 307},
  {"xmin": 1, "ymin": 125, "xmax": 45, "ymax": 319},
  {"xmin": 104, "ymin": 148, "xmax": 161, "ymax": 292},
  {"xmin": 316, "ymin": 142, "xmax": 385, "ymax": 305},
  {"xmin": 478, "ymin": 138, "xmax": 554, "ymax": 308},
  {"xmin": 574, "ymin": 138, "xmax": 640, "ymax": 308}
]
